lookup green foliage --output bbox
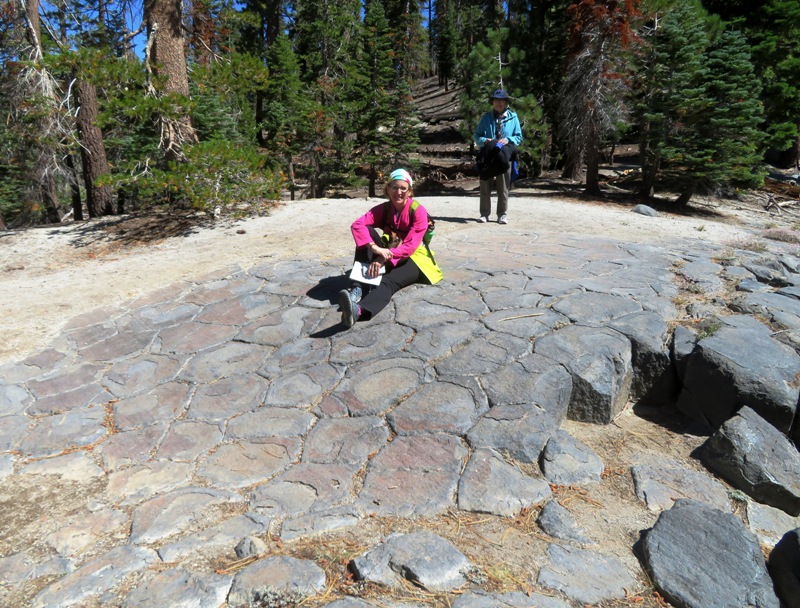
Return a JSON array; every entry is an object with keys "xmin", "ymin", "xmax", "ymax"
[
  {"xmin": 105, "ymin": 140, "xmax": 283, "ymax": 213},
  {"xmin": 688, "ymin": 29, "xmax": 767, "ymax": 190}
]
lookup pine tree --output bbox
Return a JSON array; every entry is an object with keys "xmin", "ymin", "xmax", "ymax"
[
  {"xmin": 294, "ymin": 0, "xmax": 363, "ymax": 196},
  {"xmin": 748, "ymin": 0, "xmax": 800, "ymax": 168},
  {"xmin": 673, "ymin": 29, "xmax": 766, "ymax": 204},
  {"xmin": 634, "ymin": 0, "xmax": 709, "ymax": 198},
  {"xmin": 356, "ymin": 0, "xmax": 398, "ymax": 195},
  {"xmin": 557, "ymin": 0, "xmax": 640, "ymax": 195}
]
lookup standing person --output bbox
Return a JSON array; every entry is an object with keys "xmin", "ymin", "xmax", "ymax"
[
  {"xmin": 338, "ymin": 168, "xmax": 443, "ymax": 328},
  {"xmin": 473, "ymin": 89, "xmax": 523, "ymax": 224}
]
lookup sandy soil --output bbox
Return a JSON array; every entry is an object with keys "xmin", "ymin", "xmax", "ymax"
[{"xmin": 0, "ymin": 188, "xmax": 772, "ymax": 366}]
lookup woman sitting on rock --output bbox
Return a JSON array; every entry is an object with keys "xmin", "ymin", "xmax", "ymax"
[{"xmin": 339, "ymin": 168, "xmax": 443, "ymax": 328}]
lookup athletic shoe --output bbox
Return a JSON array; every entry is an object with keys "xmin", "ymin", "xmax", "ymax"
[
  {"xmin": 498, "ymin": 214, "xmax": 508, "ymax": 224},
  {"xmin": 339, "ymin": 289, "xmax": 359, "ymax": 328},
  {"xmin": 478, "ymin": 216, "xmax": 488, "ymax": 223},
  {"xmin": 350, "ymin": 284, "xmax": 362, "ymax": 303}
]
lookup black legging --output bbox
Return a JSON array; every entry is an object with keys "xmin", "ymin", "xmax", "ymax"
[{"xmin": 353, "ymin": 227, "xmax": 425, "ymax": 320}]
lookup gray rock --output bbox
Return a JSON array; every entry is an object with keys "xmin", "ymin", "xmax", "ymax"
[
  {"xmin": 123, "ymin": 568, "xmax": 232, "ymax": 608},
  {"xmin": 671, "ymin": 324, "xmax": 696, "ymax": 383},
  {"xmin": 534, "ymin": 325, "xmax": 633, "ymax": 424},
  {"xmin": 697, "ymin": 406, "xmax": 800, "ymax": 515},
  {"xmin": 280, "ymin": 505, "xmax": 362, "ymax": 541},
  {"xmin": 18, "ymin": 406, "xmax": 109, "ymax": 459},
  {"xmin": 334, "ymin": 356, "xmax": 432, "ymax": 416},
  {"xmin": 106, "ymin": 461, "xmax": 194, "ymax": 505},
  {"xmin": 748, "ymin": 502, "xmax": 800, "ymax": 549},
  {"xmin": 769, "ymin": 528, "xmax": 800, "ymax": 608},
  {"xmin": 130, "ymin": 487, "xmax": 244, "ymax": 545},
  {"xmin": 609, "ymin": 310, "xmax": 678, "ymax": 405},
  {"xmin": 235, "ymin": 536, "xmax": 268, "ymax": 559},
  {"xmin": 632, "ymin": 204, "xmax": 658, "ymax": 217},
  {"xmin": 32, "ymin": 545, "xmax": 158, "ymax": 608},
  {"xmin": 537, "ymin": 543, "xmax": 637, "ymax": 604},
  {"xmin": 481, "ymin": 353, "xmax": 572, "ymax": 418},
  {"xmin": 641, "ymin": 498, "xmax": 779, "ymax": 608},
  {"xmin": 227, "ymin": 555, "xmax": 326, "ymax": 607},
  {"xmin": 743, "ymin": 260, "xmax": 790, "ymax": 287},
  {"xmin": 435, "ymin": 332, "xmax": 530, "ymax": 377},
  {"xmin": 540, "ymin": 429, "xmax": 604, "ymax": 485},
  {"xmin": 388, "ymin": 376, "xmax": 489, "ymax": 437},
  {"xmin": 551, "ymin": 292, "xmax": 642, "ymax": 326},
  {"xmin": 357, "ymin": 434, "xmax": 467, "ymax": 517},
  {"xmin": 178, "ymin": 342, "xmax": 265, "ymax": 383},
  {"xmin": 249, "ymin": 463, "xmax": 359, "ymax": 517},
  {"xmin": 467, "ymin": 403, "xmax": 559, "ymax": 464},
  {"xmin": 158, "ymin": 513, "xmax": 269, "ymax": 563},
  {"xmin": 302, "ymin": 416, "xmax": 390, "ymax": 465},
  {"xmin": 677, "ymin": 316, "xmax": 800, "ymax": 431},
  {"xmin": 631, "ymin": 457, "xmax": 731, "ymax": 513},
  {"xmin": 537, "ymin": 500, "xmax": 592, "ymax": 545},
  {"xmin": 452, "ymin": 589, "xmax": 571, "ymax": 607},
  {"xmin": 350, "ymin": 532, "xmax": 472, "ymax": 591},
  {"xmin": 197, "ymin": 438, "xmax": 301, "ymax": 489},
  {"xmin": 458, "ymin": 448, "xmax": 551, "ymax": 516}
]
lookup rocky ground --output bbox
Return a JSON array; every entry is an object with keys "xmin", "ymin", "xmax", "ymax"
[
  {"xmin": 3, "ymin": 76, "xmax": 800, "ymax": 607},
  {"xmin": 2, "ymin": 184, "xmax": 800, "ymax": 607}
]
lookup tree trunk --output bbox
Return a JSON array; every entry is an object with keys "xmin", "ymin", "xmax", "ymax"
[
  {"xmin": 75, "ymin": 79, "xmax": 114, "ymax": 217},
  {"xmin": 42, "ymin": 174, "xmax": 62, "ymax": 223},
  {"xmin": 65, "ymin": 153, "xmax": 83, "ymax": 221},
  {"xmin": 0, "ymin": 210, "xmax": 7, "ymax": 230},
  {"xmin": 584, "ymin": 144, "xmax": 602, "ymax": 196},
  {"xmin": 144, "ymin": 0, "xmax": 198, "ymax": 161},
  {"xmin": 24, "ymin": 0, "xmax": 62, "ymax": 224},
  {"xmin": 639, "ymin": 148, "xmax": 660, "ymax": 198},
  {"xmin": 675, "ymin": 183, "xmax": 694, "ymax": 207}
]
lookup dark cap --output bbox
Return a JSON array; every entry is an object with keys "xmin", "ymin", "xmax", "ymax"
[{"xmin": 490, "ymin": 89, "xmax": 511, "ymax": 101}]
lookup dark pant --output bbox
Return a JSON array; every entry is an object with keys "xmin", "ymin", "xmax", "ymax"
[{"xmin": 352, "ymin": 227, "xmax": 423, "ymax": 320}]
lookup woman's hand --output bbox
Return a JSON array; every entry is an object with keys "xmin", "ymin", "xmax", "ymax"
[
  {"xmin": 366, "ymin": 259, "xmax": 384, "ymax": 278},
  {"xmin": 369, "ymin": 243, "xmax": 392, "ymax": 262}
]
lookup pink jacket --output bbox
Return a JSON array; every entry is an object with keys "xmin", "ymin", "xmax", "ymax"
[{"xmin": 351, "ymin": 199, "xmax": 430, "ymax": 261}]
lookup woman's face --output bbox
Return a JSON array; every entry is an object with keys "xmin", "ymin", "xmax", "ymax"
[
  {"xmin": 387, "ymin": 180, "xmax": 411, "ymax": 208},
  {"xmin": 492, "ymin": 98, "xmax": 509, "ymax": 113}
]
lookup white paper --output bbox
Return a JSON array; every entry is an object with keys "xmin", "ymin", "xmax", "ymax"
[{"xmin": 350, "ymin": 261, "xmax": 384, "ymax": 286}]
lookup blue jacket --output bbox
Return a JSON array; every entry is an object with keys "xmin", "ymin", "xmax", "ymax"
[{"xmin": 474, "ymin": 108, "xmax": 523, "ymax": 148}]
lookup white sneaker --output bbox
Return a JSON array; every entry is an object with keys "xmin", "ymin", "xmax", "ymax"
[
  {"xmin": 498, "ymin": 214, "xmax": 508, "ymax": 224},
  {"xmin": 478, "ymin": 216, "xmax": 488, "ymax": 223}
]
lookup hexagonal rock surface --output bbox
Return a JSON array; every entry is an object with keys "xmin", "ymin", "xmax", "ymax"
[
  {"xmin": 350, "ymin": 532, "xmax": 472, "ymax": 591},
  {"xmin": 641, "ymin": 499, "xmax": 779, "ymax": 608},
  {"xmin": 677, "ymin": 315, "xmax": 800, "ymax": 431},
  {"xmin": 533, "ymin": 324, "xmax": 633, "ymax": 424},
  {"xmin": 537, "ymin": 543, "xmax": 638, "ymax": 605},
  {"xmin": 122, "ymin": 568, "xmax": 232, "ymax": 608},
  {"xmin": 452, "ymin": 589, "xmax": 571, "ymax": 607},
  {"xmin": 32, "ymin": 545, "xmax": 159, "ymax": 608},
  {"xmin": 631, "ymin": 456, "xmax": 731, "ymax": 513},
  {"xmin": 358, "ymin": 434, "xmax": 468, "ymax": 517},
  {"xmin": 697, "ymin": 406, "xmax": 800, "ymax": 516},
  {"xmin": 540, "ymin": 429, "xmax": 604, "ymax": 486},
  {"xmin": 457, "ymin": 448, "xmax": 551, "ymax": 516},
  {"xmin": 227, "ymin": 555, "xmax": 326, "ymax": 607}
]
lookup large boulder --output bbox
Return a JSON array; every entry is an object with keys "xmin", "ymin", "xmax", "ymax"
[
  {"xmin": 641, "ymin": 499, "xmax": 779, "ymax": 608},
  {"xmin": 676, "ymin": 315, "xmax": 800, "ymax": 432},
  {"xmin": 533, "ymin": 325, "xmax": 633, "ymax": 424},
  {"xmin": 769, "ymin": 528, "xmax": 800, "ymax": 608},
  {"xmin": 696, "ymin": 406, "xmax": 800, "ymax": 516}
]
